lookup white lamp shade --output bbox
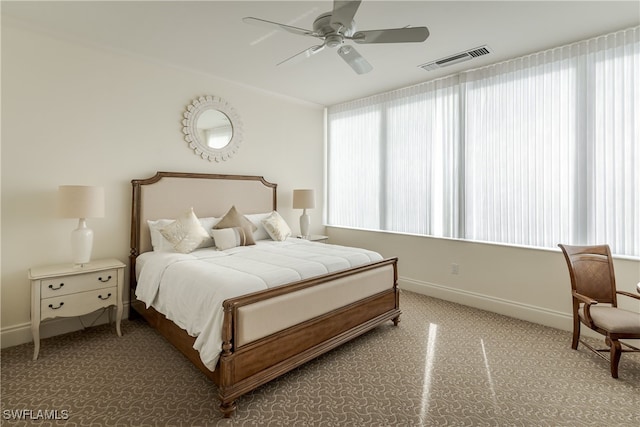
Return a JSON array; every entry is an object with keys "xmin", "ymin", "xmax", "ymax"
[
  {"xmin": 58, "ymin": 186, "xmax": 105, "ymax": 219},
  {"xmin": 293, "ymin": 189, "xmax": 315, "ymax": 209}
]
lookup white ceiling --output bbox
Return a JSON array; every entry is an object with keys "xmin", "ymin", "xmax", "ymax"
[{"xmin": 3, "ymin": 1, "xmax": 639, "ymax": 106}]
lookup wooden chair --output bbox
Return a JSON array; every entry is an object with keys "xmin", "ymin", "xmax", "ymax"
[{"xmin": 558, "ymin": 244, "xmax": 640, "ymax": 378}]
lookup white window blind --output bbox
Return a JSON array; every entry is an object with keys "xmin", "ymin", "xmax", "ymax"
[
  {"xmin": 327, "ymin": 77, "xmax": 460, "ymax": 237},
  {"xmin": 327, "ymin": 27, "xmax": 639, "ymax": 257},
  {"xmin": 327, "ymin": 104, "xmax": 382, "ymax": 229},
  {"xmin": 463, "ymin": 51, "xmax": 576, "ymax": 248}
]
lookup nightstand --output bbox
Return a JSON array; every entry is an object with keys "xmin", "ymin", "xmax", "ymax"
[
  {"xmin": 296, "ymin": 234, "xmax": 329, "ymax": 243},
  {"xmin": 28, "ymin": 258, "xmax": 125, "ymax": 360}
]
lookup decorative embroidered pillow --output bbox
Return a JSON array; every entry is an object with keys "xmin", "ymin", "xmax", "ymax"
[
  {"xmin": 148, "ymin": 217, "xmax": 219, "ymax": 251},
  {"xmin": 159, "ymin": 208, "xmax": 211, "ymax": 253},
  {"xmin": 261, "ymin": 211, "xmax": 292, "ymax": 241},
  {"xmin": 213, "ymin": 206, "xmax": 256, "ymax": 245},
  {"xmin": 211, "ymin": 227, "xmax": 253, "ymax": 250}
]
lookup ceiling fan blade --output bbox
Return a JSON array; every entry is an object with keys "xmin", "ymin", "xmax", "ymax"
[
  {"xmin": 277, "ymin": 45, "xmax": 326, "ymax": 66},
  {"xmin": 351, "ymin": 27, "xmax": 430, "ymax": 44},
  {"xmin": 337, "ymin": 45, "xmax": 372, "ymax": 74},
  {"xmin": 243, "ymin": 17, "xmax": 317, "ymax": 37},
  {"xmin": 330, "ymin": 0, "xmax": 362, "ymax": 31}
]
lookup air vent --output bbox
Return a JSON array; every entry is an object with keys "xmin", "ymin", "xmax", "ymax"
[{"xmin": 419, "ymin": 45, "xmax": 492, "ymax": 71}]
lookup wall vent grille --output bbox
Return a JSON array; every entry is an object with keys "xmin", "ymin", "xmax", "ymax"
[{"xmin": 419, "ymin": 45, "xmax": 492, "ymax": 71}]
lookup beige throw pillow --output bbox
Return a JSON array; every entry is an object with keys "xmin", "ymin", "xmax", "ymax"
[{"xmin": 213, "ymin": 206, "xmax": 256, "ymax": 245}]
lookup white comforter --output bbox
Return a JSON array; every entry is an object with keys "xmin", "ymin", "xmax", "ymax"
[{"xmin": 135, "ymin": 238, "xmax": 383, "ymax": 370}]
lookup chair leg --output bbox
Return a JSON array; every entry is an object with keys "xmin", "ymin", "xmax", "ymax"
[
  {"xmin": 609, "ymin": 338, "xmax": 622, "ymax": 379},
  {"xmin": 571, "ymin": 317, "xmax": 580, "ymax": 350}
]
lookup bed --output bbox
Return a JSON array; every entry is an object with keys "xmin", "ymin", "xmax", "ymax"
[{"xmin": 129, "ymin": 171, "xmax": 400, "ymax": 417}]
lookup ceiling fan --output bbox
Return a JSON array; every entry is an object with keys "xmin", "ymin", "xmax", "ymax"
[{"xmin": 243, "ymin": 0, "xmax": 430, "ymax": 74}]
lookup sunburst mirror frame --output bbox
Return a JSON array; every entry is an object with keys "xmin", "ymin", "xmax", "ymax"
[{"xmin": 182, "ymin": 95, "xmax": 243, "ymax": 162}]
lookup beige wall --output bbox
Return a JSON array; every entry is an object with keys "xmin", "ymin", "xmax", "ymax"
[
  {"xmin": 1, "ymin": 21, "xmax": 325, "ymax": 346},
  {"xmin": 327, "ymin": 227, "xmax": 640, "ymax": 335}
]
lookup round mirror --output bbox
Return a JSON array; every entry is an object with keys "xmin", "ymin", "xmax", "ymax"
[
  {"xmin": 182, "ymin": 95, "xmax": 243, "ymax": 162},
  {"xmin": 198, "ymin": 109, "xmax": 232, "ymax": 149}
]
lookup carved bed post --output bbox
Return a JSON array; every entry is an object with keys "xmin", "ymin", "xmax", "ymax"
[
  {"xmin": 221, "ymin": 302, "xmax": 234, "ymax": 357},
  {"xmin": 392, "ymin": 262, "xmax": 401, "ymax": 326},
  {"xmin": 129, "ymin": 179, "xmax": 142, "ymax": 319},
  {"xmin": 218, "ymin": 301, "xmax": 236, "ymax": 417}
]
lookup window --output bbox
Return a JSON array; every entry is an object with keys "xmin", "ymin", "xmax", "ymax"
[{"xmin": 326, "ymin": 27, "xmax": 639, "ymax": 257}]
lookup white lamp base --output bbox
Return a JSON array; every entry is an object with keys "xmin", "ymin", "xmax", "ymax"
[
  {"xmin": 299, "ymin": 210, "xmax": 310, "ymax": 238},
  {"xmin": 71, "ymin": 218, "xmax": 93, "ymax": 266}
]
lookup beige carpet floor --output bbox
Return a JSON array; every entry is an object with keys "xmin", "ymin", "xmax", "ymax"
[{"xmin": 1, "ymin": 290, "xmax": 639, "ymax": 426}]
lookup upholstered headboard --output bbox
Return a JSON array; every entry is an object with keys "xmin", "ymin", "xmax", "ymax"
[{"xmin": 129, "ymin": 172, "xmax": 277, "ymax": 278}]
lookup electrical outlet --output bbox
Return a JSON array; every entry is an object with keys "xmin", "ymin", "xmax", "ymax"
[{"xmin": 451, "ymin": 263, "xmax": 459, "ymax": 275}]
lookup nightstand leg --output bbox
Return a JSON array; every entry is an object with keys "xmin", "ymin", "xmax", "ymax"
[
  {"xmin": 31, "ymin": 279, "xmax": 41, "ymax": 361},
  {"xmin": 31, "ymin": 323, "xmax": 40, "ymax": 361},
  {"xmin": 115, "ymin": 301, "xmax": 123, "ymax": 337}
]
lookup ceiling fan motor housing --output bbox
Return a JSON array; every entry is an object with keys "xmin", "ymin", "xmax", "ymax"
[{"xmin": 313, "ymin": 12, "xmax": 355, "ymax": 39}]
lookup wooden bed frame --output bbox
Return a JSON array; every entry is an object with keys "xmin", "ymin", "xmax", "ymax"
[{"xmin": 129, "ymin": 171, "xmax": 400, "ymax": 417}]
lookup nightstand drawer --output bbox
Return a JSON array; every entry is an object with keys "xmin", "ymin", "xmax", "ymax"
[
  {"xmin": 41, "ymin": 269, "xmax": 118, "ymax": 298},
  {"xmin": 41, "ymin": 287, "xmax": 117, "ymax": 320}
]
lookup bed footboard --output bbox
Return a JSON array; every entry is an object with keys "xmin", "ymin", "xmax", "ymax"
[
  {"xmin": 130, "ymin": 258, "xmax": 400, "ymax": 417},
  {"xmin": 216, "ymin": 258, "xmax": 400, "ymax": 417}
]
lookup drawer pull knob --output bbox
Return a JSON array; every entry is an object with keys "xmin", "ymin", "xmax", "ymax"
[
  {"xmin": 98, "ymin": 293, "xmax": 112, "ymax": 300},
  {"xmin": 98, "ymin": 275, "xmax": 112, "ymax": 283},
  {"xmin": 48, "ymin": 302, "xmax": 64, "ymax": 310},
  {"xmin": 48, "ymin": 283, "xmax": 64, "ymax": 291}
]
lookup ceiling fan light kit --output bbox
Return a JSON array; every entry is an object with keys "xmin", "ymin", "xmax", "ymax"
[{"xmin": 243, "ymin": 0, "xmax": 430, "ymax": 74}]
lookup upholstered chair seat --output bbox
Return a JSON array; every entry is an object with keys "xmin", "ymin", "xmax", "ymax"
[{"xmin": 579, "ymin": 306, "xmax": 640, "ymax": 334}]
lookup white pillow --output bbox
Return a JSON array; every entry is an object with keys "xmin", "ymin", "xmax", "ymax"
[
  {"xmin": 147, "ymin": 219, "xmax": 174, "ymax": 251},
  {"xmin": 199, "ymin": 216, "xmax": 221, "ymax": 248},
  {"xmin": 245, "ymin": 212, "xmax": 272, "ymax": 241},
  {"xmin": 211, "ymin": 227, "xmax": 253, "ymax": 250},
  {"xmin": 159, "ymin": 208, "xmax": 211, "ymax": 254},
  {"xmin": 261, "ymin": 211, "xmax": 292, "ymax": 241}
]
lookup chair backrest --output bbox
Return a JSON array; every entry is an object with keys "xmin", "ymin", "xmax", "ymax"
[{"xmin": 558, "ymin": 244, "xmax": 617, "ymax": 305}]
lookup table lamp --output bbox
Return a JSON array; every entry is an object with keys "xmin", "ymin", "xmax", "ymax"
[
  {"xmin": 58, "ymin": 185, "xmax": 105, "ymax": 266},
  {"xmin": 293, "ymin": 189, "xmax": 315, "ymax": 238}
]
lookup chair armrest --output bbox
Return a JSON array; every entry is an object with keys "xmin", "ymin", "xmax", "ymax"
[
  {"xmin": 572, "ymin": 290, "xmax": 597, "ymax": 327},
  {"xmin": 572, "ymin": 290, "xmax": 597, "ymax": 305},
  {"xmin": 617, "ymin": 290, "xmax": 640, "ymax": 301}
]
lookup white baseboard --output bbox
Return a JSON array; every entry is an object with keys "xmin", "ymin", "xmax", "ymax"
[
  {"xmin": 6, "ymin": 287, "xmax": 619, "ymax": 350},
  {"xmin": 399, "ymin": 276, "xmax": 575, "ymax": 332},
  {"xmin": 1, "ymin": 304, "xmax": 130, "ymax": 349}
]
